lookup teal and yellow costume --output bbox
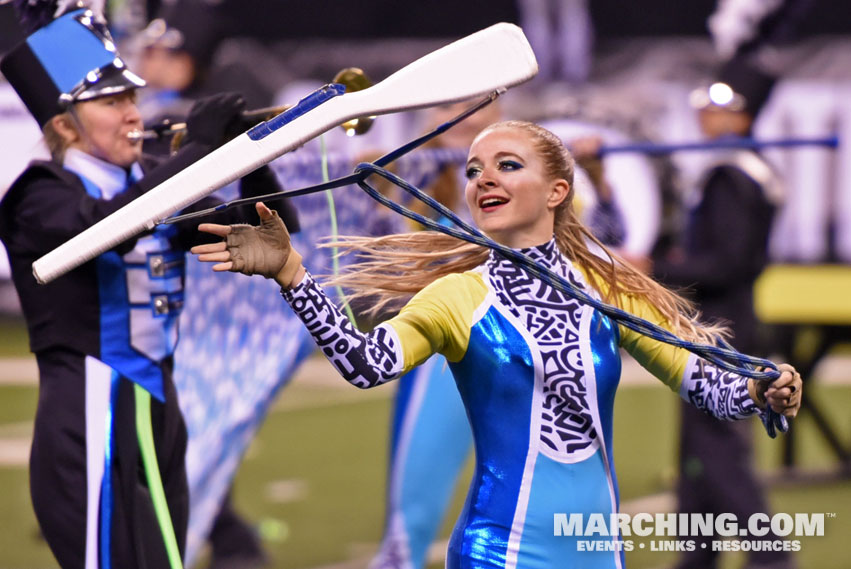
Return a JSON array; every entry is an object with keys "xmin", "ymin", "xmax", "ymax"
[{"xmin": 283, "ymin": 238, "xmax": 757, "ymax": 569}]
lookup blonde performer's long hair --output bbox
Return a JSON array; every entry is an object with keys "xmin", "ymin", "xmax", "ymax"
[{"xmin": 327, "ymin": 121, "xmax": 726, "ymax": 344}]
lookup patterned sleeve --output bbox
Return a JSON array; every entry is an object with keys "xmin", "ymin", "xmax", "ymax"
[
  {"xmin": 281, "ymin": 270, "xmax": 482, "ymax": 388},
  {"xmin": 616, "ymin": 291, "xmax": 758, "ymax": 420},
  {"xmin": 281, "ymin": 272, "xmax": 405, "ymax": 388},
  {"xmin": 678, "ymin": 355, "xmax": 758, "ymax": 420}
]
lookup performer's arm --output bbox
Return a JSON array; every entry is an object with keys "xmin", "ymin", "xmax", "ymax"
[
  {"xmin": 5, "ymin": 141, "xmax": 210, "ymax": 255},
  {"xmin": 191, "ymin": 202, "xmax": 471, "ymax": 388},
  {"xmin": 281, "ymin": 272, "xmax": 406, "ymax": 388},
  {"xmin": 621, "ymin": 328, "xmax": 757, "ymax": 420},
  {"xmin": 616, "ymin": 292, "xmax": 800, "ymax": 421},
  {"xmin": 281, "ymin": 266, "xmax": 478, "ymax": 388}
]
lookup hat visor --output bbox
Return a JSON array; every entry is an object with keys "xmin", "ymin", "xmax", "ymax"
[{"xmin": 75, "ymin": 68, "xmax": 146, "ymax": 102}]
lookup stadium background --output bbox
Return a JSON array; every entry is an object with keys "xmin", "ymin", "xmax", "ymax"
[{"xmin": 1, "ymin": 1, "xmax": 850, "ymax": 568}]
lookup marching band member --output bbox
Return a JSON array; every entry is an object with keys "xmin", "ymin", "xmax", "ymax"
[
  {"xmin": 192, "ymin": 120, "xmax": 802, "ymax": 569},
  {"xmin": 0, "ymin": 4, "xmax": 295, "ymax": 567}
]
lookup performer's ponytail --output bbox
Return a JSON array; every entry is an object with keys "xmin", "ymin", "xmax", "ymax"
[{"xmin": 324, "ymin": 121, "xmax": 728, "ymax": 344}]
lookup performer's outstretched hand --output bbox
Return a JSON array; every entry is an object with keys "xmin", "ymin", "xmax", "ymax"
[
  {"xmin": 748, "ymin": 363, "xmax": 803, "ymax": 418},
  {"xmin": 192, "ymin": 202, "xmax": 305, "ymax": 288}
]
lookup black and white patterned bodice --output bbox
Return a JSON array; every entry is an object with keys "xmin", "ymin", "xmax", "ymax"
[{"xmin": 485, "ymin": 239, "xmax": 598, "ymax": 459}]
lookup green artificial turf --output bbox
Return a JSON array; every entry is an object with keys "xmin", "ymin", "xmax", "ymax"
[
  {"xmin": 1, "ymin": 373, "xmax": 849, "ymax": 569},
  {"xmin": 0, "ymin": 315, "xmax": 29, "ymax": 358}
]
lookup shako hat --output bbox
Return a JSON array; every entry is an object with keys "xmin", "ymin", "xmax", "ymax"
[
  {"xmin": 1, "ymin": 1, "xmax": 146, "ymax": 127},
  {"xmin": 689, "ymin": 57, "xmax": 776, "ymax": 117}
]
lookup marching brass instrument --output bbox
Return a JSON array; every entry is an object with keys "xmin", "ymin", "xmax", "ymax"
[{"xmin": 128, "ymin": 67, "xmax": 376, "ymax": 147}]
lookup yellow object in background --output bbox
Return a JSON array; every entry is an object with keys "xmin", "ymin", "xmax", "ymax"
[{"xmin": 755, "ymin": 265, "xmax": 851, "ymax": 324}]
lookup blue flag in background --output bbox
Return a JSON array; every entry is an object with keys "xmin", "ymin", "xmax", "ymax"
[{"xmin": 173, "ymin": 146, "xmax": 449, "ymax": 563}]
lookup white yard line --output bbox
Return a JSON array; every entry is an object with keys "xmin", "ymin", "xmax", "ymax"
[
  {"xmin": 0, "ymin": 436, "xmax": 30, "ymax": 467},
  {"xmin": 1, "ymin": 352, "xmax": 849, "ymax": 467},
  {"xmin": 0, "ymin": 356, "xmax": 38, "ymax": 385},
  {"xmin": 0, "ymin": 420, "xmax": 32, "ymax": 466},
  {"xmin": 2, "ymin": 353, "xmax": 851, "ymax": 387}
]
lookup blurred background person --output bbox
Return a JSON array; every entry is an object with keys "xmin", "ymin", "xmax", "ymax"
[
  {"xmin": 0, "ymin": 3, "xmax": 295, "ymax": 568},
  {"xmin": 569, "ymin": 136, "xmax": 629, "ymax": 258},
  {"xmin": 134, "ymin": 0, "xmax": 275, "ymax": 139},
  {"xmin": 653, "ymin": 56, "xmax": 794, "ymax": 569}
]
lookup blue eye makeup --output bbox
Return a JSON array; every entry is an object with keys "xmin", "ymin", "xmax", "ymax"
[
  {"xmin": 498, "ymin": 159, "xmax": 523, "ymax": 171},
  {"xmin": 464, "ymin": 158, "xmax": 522, "ymax": 179}
]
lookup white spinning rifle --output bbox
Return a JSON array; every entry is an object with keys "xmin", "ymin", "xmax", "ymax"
[{"xmin": 32, "ymin": 22, "xmax": 538, "ymax": 284}]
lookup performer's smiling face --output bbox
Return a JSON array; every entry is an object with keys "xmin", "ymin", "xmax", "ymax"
[
  {"xmin": 464, "ymin": 127, "xmax": 569, "ymax": 249},
  {"xmin": 63, "ymin": 91, "xmax": 144, "ymax": 167}
]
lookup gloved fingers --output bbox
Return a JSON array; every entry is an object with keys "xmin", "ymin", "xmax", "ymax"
[
  {"xmin": 765, "ymin": 364, "xmax": 802, "ymax": 418},
  {"xmin": 192, "ymin": 205, "xmax": 295, "ymax": 280},
  {"xmin": 256, "ymin": 201, "xmax": 275, "ymax": 220},
  {"xmin": 256, "ymin": 202, "xmax": 288, "ymax": 234},
  {"xmin": 196, "ymin": 250, "xmax": 232, "ymax": 263},
  {"xmin": 191, "ymin": 243, "xmax": 235, "ymax": 272},
  {"xmin": 212, "ymin": 261, "xmax": 235, "ymax": 272},
  {"xmin": 766, "ymin": 384, "xmax": 795, "ymax": 401},
  {"xmin": 190, "ymin": 241, "xmax": 228, "ymax": 255},
  {"xmin": 767, "ymin": 391, "xmax": 801, "ymax": 417},
  {"xmin": 254, "ymin": 203, "xmax": 292, "ymax": 252},
  {"xmin": 766, "ymin": 365, "xmax": 801, "ymax": 393},
  {"xmin": 775, "ymin": 363, "xmax": 801, "ymax": 385},
  {"xmin": 225, "ymin": 225, "xmax": 251, "ymax": 247},
  {"xmin": 197, "ymin": 223, "xmax": 233, "ymax": 238}
]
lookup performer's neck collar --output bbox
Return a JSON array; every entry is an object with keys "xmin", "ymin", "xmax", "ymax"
[
  {"xmin": 63, "ymin": 148, "xmax": 142, "ymax": 200},
  {"xmin": 488, "ymin": 236, "xmax": 562, "ymax": 270}
]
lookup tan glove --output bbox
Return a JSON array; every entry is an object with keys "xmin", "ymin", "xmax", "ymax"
[
  {"xmin": 192, "ymin": 202, "xmax": 304, "ymax": 288},
  {"xmin": 748, "ymin": 363, "xmax": 803, "ymax": 418}
]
